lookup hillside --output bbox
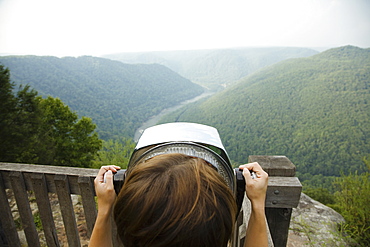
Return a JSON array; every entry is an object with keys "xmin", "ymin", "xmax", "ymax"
[
  {"xmin": 0, "ymin": 56, "xmax": 204, "ymax": 139},
  {"xmin": 104, "ymin": 47, "xmax": 318, "ymax": 90},
  {"xmin": 159, "ymin": 46, "xmax": 370, "ymax": 179}
]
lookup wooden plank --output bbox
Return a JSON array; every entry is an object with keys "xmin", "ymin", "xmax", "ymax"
[
  {"xmin": 265, "ymin": 177, "xmax": 302, "ymax": 208},
  {"xmin": 31, "ymin": 173, "xmax": 60, "ymax": 247},
  {"xmin": 9, "ymin": 172, "xmax": 41, "ymax": 247},
  {"xmin": 231, "ymin": 210, "xmax": 243, "ymax": 247},
  {"xmin": 0, "ymin": 220, "xmax": 9, "ymax": 247},
  {"xmin": 0, "ymin": 163, "xmax": 98, "ymax": 194},
  {"xmin": 1, "ymin": 162, "xmax": 302, "ymax": 247},
  {"xmin": 238, "ymin": 211, "xmax": 246, "ymax": 247},
  {"xmin": 77, "ymin": 176, "xmax": 97, "ymax": 238},
  {"xmin": 0, "ymin": 171, "xmax": 12, "ymax": 191},
  {"xmin": 0, "ymin": 172, "xmax": 21, "ymax": 247},
  {"xmin": 237, "ymin": 197, "xmax": 275, "ymax": 247},
  {"xmin": 265, "ymin": 208, "xmax": 292, "ymax": 247},
  {"xmin": 54, "ymin": 175, "xmax": 81, "ymax": 247},
  {"xmin": 1, "ymin": 164, "xmax": 302, "ymax": 207},
  {"xmin": 0, "ymin": 163, "xmax": 98, "ymax": 177},
  {"xmin": 248, "ymin": 156, "xmax": 296, "ymax": 177}
]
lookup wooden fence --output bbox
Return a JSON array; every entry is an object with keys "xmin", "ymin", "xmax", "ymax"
[{"xmin": 0, "ymin": 155, "xmax": 301, "ymax": 247}]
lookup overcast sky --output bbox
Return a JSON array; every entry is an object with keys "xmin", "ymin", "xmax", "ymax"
[{"xmin": 0, "ymin": 0, "xmax": 369, "ymax": 57}]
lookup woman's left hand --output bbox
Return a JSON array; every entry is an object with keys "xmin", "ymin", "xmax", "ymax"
[
  {"xmin": 94, "ymin": 165, "xmax": 121, "ymax": 213},
  {"xmin": 89, "ymin": 165, "xmax": 120, "ymax": 247}
]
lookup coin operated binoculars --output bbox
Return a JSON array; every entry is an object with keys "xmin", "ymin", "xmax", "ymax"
[{"xmin": 113, "ymin": 122, "xmax": 254, "ymax": 215}]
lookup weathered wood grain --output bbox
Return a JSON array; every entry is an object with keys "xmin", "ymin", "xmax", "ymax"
[
  {"xmin": 249, "ymin": 155, "xmax": 296, "ymax": 177},
  {"xmin": 31, "ymin": 173, "xmax": 60, "ymax": 247},
  {"xmin": 0, "ymin": 155, "xmax": 302, "ymax": 247},
  {"xmin": 0, "ymin": 172, "xmax": 21, "ymax": 247},
  {"xmin": 54, "ymin": 175, "xmax": 81, "ymax": 247},
  {"xmin": 9, "ymin": 172, "xmax": 41, "ymax": 247},
  {"xmin": 1, "ymin": 163, "xmax": 97, "ymax": 194},
  {"xmin": 77, "ymin": 176, "xmax": 97, "ymax": 238}
]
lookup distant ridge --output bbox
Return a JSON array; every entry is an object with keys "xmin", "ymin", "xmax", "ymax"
[
  {"xmin": 0, "ymin": 55, "xmax": 204, "ymax": 139},
  {"xmin": 159, "ymin": 46, "xmax": 370, "ymax": 179},
  {"xmin": 103, "ymin": 47, "xmax": 318, "ymax": 90}
]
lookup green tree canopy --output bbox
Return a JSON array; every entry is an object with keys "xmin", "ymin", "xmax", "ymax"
[
  {"xmin": 92, "ymin": 137, "xmax": 135, "ymax": 169},
  {"xmin": 36, "ymin": 96, "xmax": 102, "ymax": 167},
  {"xmin": 0, "ymin": 65, "xmax": 102, "ymax": 167},
  {"xmin": 160, "ymin": 46, "xmax": 370, "ymax": 180},
  {"xmin": 333, "ymin": 160, "xmax": 370, "ymax": 246},
  {"xmin": 0, "ymin": 56, "xmax": 204, "ymax": 139}
]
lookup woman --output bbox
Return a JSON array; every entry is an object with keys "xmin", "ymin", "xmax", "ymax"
[{"xmin": 89, "ymin": 153, "xmax": 268, "ymax": 247}]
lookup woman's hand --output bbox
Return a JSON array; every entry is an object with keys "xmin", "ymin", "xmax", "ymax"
[
  {"xmin": 239, "ymin": 162, "xmax": 269, "ymax": 247},
  {"xmin": 89, "ymin": 165, "xmax": 120, "ymax": 247},
  {"xmin": 94, "ymin": 165, "xmax": 121, "ymax": 214},
  {"xmin": 239, "ymin": 162, "xmax": 268, "ymax": 207}
]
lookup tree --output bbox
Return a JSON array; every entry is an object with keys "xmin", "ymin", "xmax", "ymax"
[
  {"xmin": 69, "ymin": 116, "xmax": 102, "ymax": 167},
  {"xmin": 35, "ymin": 96, "xmax": 102, "ymax": 167},
  {"xmin": 333, "ymin": 158, "xmax": 370, "ymax": 246},
  {"xmin": 92, "ymin": 137, "xmax": 135, "ymax": 169},
  {"xmin": 0, "ymin": 66, "xmax": 42, "ymax": 162},
  {"xmin": 303, "ymin": 186, "xmax": 335, "ymax": 205},
  {"xmin": 13, "ymin": 85, "xmax": 43, "ymax": 163},
  {"xmin": 0, "ymin": 65, "xmax": 17, "ymax": 161},
  {"xmin": 0, "ymin": 65, "xmax": 102, "ymax": 167}
]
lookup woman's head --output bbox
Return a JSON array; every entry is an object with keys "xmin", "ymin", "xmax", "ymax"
[{"xmin": 113, "ymin": 153, "xmax": 237, "ymax": 247}]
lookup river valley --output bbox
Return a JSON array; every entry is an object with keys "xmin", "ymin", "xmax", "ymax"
[{"xmin": 134, "ymin": 91, "xmax": 214, "ymax": 142}]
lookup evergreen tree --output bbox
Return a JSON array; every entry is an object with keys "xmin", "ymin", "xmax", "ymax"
[
  {"xmin": 13, "ymin": 85, "xmax": 43, "ymax": 163},
  {"xmin": 0, "ymin": 65, "xmax": 17, "ymax": 161},
  {"xmin": 0, "ymin": 66, "xmax": 41, "ymax": 162}
]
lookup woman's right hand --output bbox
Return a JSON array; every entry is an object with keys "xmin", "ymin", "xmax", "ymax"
[
  {"xmin": 239, "ymin": 162, "xmax": 268, "ymax": 207},
  {"xmin": 239, "ymin": 162, "xmax": 269, "ymax": 247}
]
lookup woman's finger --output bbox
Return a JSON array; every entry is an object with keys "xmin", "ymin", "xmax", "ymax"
[
  {"xmin": 104, "ymin": 170, "xmax": 113, "ymax": 184},
  {"xmin": 95, "ymin": 165, "xmax": 121, "ymax": 184},
  {"xmin": 239, "ymin": 162, "xmax": 260, "ymax": 172}
]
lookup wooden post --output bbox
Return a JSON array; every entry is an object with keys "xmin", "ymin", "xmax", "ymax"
[
  {"xmin": 77, "ymin": 176, "xmax": 97, "ymax": 238},
  {"xmin": 249, "ymin": 155, "xmax": 296, "ymax": 177},
  {"xmin": 265, "ymin": 208, "xmax": 292, "ymax": 247},
  {"xmin": 54, "ymin": 174, "xmax": 81, "ymax": 247},
  {"xmin": 9, "ymin": 172, "xmax": 41, "ymax": 247},
  {"xmin": 31, "ymin": 173, "xmax": 60, "ymax": 247},
  {"xmin": 248, "ymin": 156, "xmax": 302, "ymax": 247},
  {"xmin": 0, "ymin": 173, "xmax": 21, "ymax": 247}
]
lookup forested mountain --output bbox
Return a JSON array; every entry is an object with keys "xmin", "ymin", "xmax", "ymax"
[
  {"xmin": 159, "ymin": 46, "xmax": 370, "ymax": 180},
  {"xmin": 0, "ymin": 56, "xmax": 204, "ymax": 139},
  {"xmin": 104, "ymin": 47, "xmax": 318, "ymax": 90},
  {"xmin": 0, "ymin": 64, "xmax": 102, "ymax": 167}
]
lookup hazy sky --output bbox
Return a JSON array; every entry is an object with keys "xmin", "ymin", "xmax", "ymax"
[{"xmin": 0, "ymin": 0, "xmax": 369, "ymax": 57}]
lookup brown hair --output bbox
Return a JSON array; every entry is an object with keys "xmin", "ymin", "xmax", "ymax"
[{"xmin": 113, "ymin": 153, "xmax": 237, "ymax": 247}]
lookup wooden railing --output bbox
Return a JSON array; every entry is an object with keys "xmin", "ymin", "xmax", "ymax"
[
  {"xmin": 236, "ymin": 156, "xmax": 302, "ymax": 247},
  {"xmin": 0, "ymin": 155, "xmax": 301, "ymax": 247}
]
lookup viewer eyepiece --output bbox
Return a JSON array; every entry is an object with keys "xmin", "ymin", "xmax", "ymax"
[{"xmin": 113, "ymin": 122, "xmax": 248, "ymax": 214}]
